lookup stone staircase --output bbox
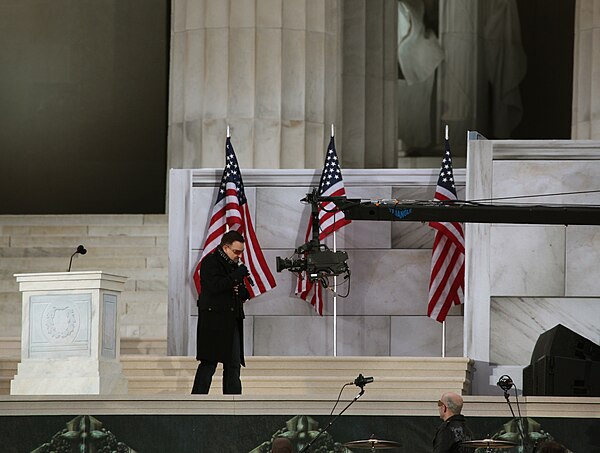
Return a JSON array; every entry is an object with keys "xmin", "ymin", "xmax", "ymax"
[
  {"xmin": 0, "ymin": 215, "xmax": 474, "ymax": 398},
  {"xmin": 122, "ymin": 356, "xmax": 473, "ymax": 397},
  {"xmin": 0, "ymin": 212, "xmax": 171, "ymax": 396},
  {"xmin": 0, "ymin": 353, "xmax": 472, "ymax": 397},
  {"xmin": 0, "ymin": 214, "xmax": 169, "ymax": 339}
]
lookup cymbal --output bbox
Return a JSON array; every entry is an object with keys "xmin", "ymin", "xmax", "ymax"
[
  {"xmin": 460, "ymin": 438, "xmax": 518, "ymax": 449},
  {"xmin": 343, "ymin": 439, "xmax": 401, "ymax": 449}
]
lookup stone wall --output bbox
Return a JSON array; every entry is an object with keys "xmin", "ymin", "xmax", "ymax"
[
  {"xmin": 465, "ymin": 137, "xmax": 600, "ymax": 393},
  {"xmin": 167, "ymin": 168, "xmax": 466, "ymax": 356}
]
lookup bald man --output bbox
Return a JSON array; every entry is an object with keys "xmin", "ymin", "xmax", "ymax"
[{"xmin": 432, "ymin": 392, "xmax": 473, "ymax": 453}]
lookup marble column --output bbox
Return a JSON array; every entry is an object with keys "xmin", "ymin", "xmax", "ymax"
[
  {"xmin": 342, "ymin": 0, "xmax": 398, "ymax": 168},
  {"xmin": 168, "ymin": 0, "xmax": 343, "ymax": 171},
  {"xmin": 572, "ymin": 0, "xmax": 600, "ymax": 139}
]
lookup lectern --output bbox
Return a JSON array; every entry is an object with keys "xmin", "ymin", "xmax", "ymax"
[{"xmin": 11, "ymin": 271, "xmax": 128, "ymax": 395}]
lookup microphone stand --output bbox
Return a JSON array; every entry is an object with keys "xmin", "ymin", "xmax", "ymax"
[
  {"xmin": 298, "ymin": 387, "xmax": 365, "ymax": 453},
  {"xmin": 501, "ymin": 385, "xmax": 530, "ymax": 452},
  {"xmin": 68, "ymin": 251, "xmax": 78, "ymax": 272}
]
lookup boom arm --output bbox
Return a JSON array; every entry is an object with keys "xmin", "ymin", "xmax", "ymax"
[{"xmin": 322, "ymin": 197, "xmax": 600, "ymax": 226}]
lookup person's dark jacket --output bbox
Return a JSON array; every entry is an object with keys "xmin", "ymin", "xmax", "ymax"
[
  {"xmin": 433, "ymin": 414, "xmax": 472, "ymax": 453},
  {"xmin": 196, "ymin": 247, "xmax": 249, "ymax": 365}
]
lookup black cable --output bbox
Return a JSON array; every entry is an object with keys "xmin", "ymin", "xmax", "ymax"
[
  {"xmin": 466, "ymin": 188, "xmax": 600, "ymax": 204},
  {"xmin": 501, "ymin": 387, "xmax": 526, "ymax": 451},
  {"xmin": 329, "ymin": 189, "xmax": 600, "ymax": 208},
  {"xmin": 325, "ymin": 275, "xmax": 351, "ymax": 298},
  {"xmin": 308, "ymin": 187, "xmax": 600, "ymax": 208},
  {"xmin": 329, "ymin": 383, "xmax": 351, "ymax": 416},
  {"xmin": 513, "ymin": 386, "xmax": 531, "ymax": 452}
]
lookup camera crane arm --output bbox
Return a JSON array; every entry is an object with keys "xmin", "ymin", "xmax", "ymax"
[
  {"xmin": 319, "ymin": 196, "xmax": 600, "ymax": 226},
  {"xmin": 276, "ymin": 192, "xmax": 600, "ymax": 283}
]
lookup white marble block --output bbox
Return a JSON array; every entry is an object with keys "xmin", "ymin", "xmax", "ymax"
[{"xmin": 11, "ymin": 271, "xmax": 128, "ymax": 395}]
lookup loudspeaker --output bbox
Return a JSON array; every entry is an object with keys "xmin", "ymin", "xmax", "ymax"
[
  {"xmin": 523, "ymin": 355, "xmax": 600, "ymax": 396},
  {"xmin": 522, "ymin": 362, "xmax": 534, "ymax": 395},
  {"xmin": 529, "ymin": 324, "xmax": 600, "ymax": 364},
  {"xmin": 523, "ymin": 324, "xmax": 600, "ymax": 396}
]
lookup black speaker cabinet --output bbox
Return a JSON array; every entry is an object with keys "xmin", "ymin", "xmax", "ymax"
[
  {"xmin": 523, "ymin": 355, "xmax": 600, "ymax": 396},
  {"xmin": 530, "ymin": 324, "xmax": 600, "ymax": 363}
]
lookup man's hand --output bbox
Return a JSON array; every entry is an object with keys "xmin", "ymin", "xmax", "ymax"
[{"xmin": 231, "ymin": 264, "xmax": 250, "ymax": 280}]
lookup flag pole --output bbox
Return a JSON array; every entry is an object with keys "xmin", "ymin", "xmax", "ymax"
[
  {"xmin": 225, "ymin": 126, "xmax": 231, "ymax": 233},
  {"xmin": 333, "ymin": 232, "xmax": 338, "ymax": 357},
  {"xmin": 442, "ymin": 124, "xmax": 448, "ymax": 357},
  {"xmin": 442, "ymin": 321, "xmax": 446, "ymax": 357},
  {"xmin": 441, "ymin": 124, "xmax": 448, "ymax": 359},
  {"xmin": 331, "ymin": 123, "xmax": 338, "ymax": 357}
]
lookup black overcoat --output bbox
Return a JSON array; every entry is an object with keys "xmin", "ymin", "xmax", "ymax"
[
  {"xmin": 196, "ymin": 249, "xmax": 247, "ymax": 365},
  {"xmin": 432, "ymin": 414, "xmax": 473, "ymax": 453}
]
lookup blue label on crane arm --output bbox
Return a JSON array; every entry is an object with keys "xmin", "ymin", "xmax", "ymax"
[{"xmin": 389, "ymin": 207, "xmax": 413, "ymax": 219}]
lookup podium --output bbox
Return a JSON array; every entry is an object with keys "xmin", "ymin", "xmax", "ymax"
[{"xmin": 11, "ymin": 271, "xmax": 129, "ymax": 395}]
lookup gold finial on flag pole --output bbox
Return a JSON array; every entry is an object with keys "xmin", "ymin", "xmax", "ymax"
[
  {"xmin": 227, "ymin": 125, "xmax": 231, "ymax": 138},
  {"xmin": 331, "ymin": 123, "xmax": 335, "ymax": 138},
  {"xmin": 445, "ymin": 124, "xmax": 449, "ymax": 141}
]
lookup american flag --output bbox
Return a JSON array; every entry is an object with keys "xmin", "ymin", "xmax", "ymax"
[
  {"xmin": 427, "ymin": 139, "xmax": 465, "ymax": 322},
  {"xmin": 193, "ymin": 137, "xmax": 276, "ymax": 298},
  {"xmin": 295, "ymin": 135, "xmax": 351, "ymax": 315}
]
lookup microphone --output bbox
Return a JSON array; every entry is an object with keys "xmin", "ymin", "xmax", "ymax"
[
  {"xmin": 348, "ymin": 374, "xmax": 374, "ymax": 388},
  {"xmin": 497, "ymin": 375, "xmax": 514, "ymax": 392},
  {"xmin": 68, "ymin": 245, "xmax": 87, "ymax": 272},
  {"xmin": 239, "ymin": 262, "xmax": 255, "ymax": 287}
]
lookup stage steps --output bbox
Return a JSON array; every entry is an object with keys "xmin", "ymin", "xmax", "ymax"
[
  {"xmin": 0, "ymin": 355, "xmax": 472, "ymax": 398},
  {"xmin": 123, "ymin": 356, "xmax": 472, "ymax": 397},
  {"xmin": 0, "ymin": 214, "xmax": 168, "ymax": 339}
]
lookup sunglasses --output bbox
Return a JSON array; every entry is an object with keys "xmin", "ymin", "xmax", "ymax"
[
  {"xmin": 437, "ymin": 400, "xmax": 446, "ymax": 407},
  {"xmin": 226, "ymin": 245, "xmax": 244, "ymax": 255}
]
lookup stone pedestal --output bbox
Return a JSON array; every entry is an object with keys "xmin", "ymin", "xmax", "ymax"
[{"xmin": 11, "ymin": 271, "xmax": 128, "ymax": 395}]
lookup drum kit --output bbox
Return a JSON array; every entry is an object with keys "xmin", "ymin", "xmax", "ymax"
[
  {"xmin": 460, "ymin": 438, "xmax": 519, "ymax": 452},
  {"xmin": 342, "ymin": 438, "xmax": 402, "ymax": 452},
  {"xmin": 343, "ymin": 437, "xmax": 517, "ymax": 452}
]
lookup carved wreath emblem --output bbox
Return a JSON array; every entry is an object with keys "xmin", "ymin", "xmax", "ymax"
[{"xmin": 43, "ymin": 305, "xmax": 77, "ymax": 339}]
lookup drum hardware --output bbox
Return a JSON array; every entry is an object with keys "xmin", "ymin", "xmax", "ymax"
[
  {"xmin": 460, "ymin": 438, "xmax": 518, "ymax": 452},
  {"xmin": 343, "ymin": 437, "xmax": 402, "ymax": 452}
]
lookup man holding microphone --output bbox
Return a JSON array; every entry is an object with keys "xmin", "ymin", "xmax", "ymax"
[{"xmin": 191, "ymin": 230, "xmax": 251, "ymax": 394}]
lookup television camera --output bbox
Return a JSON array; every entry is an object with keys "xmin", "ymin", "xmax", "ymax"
[
  {"xmin": 276, "ymin": 242, "xmax": 349, "ymax": 287},
  {"xmin": 275, "ymin": 190, "xmax": 350, "ymax": 287}
]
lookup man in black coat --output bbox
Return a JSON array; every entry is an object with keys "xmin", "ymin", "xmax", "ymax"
[
  {"xmin": 191, "ymin": 230, "xmax": 251, "ymax": 394},
  {"xmin": 433, "ymin": 392, "xmax": 473, "ymax": 453}
]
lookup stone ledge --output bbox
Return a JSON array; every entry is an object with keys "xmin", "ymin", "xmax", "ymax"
[{"xmin": 0, "ymin": 394, "xmax": 598, "ymax": 417}]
